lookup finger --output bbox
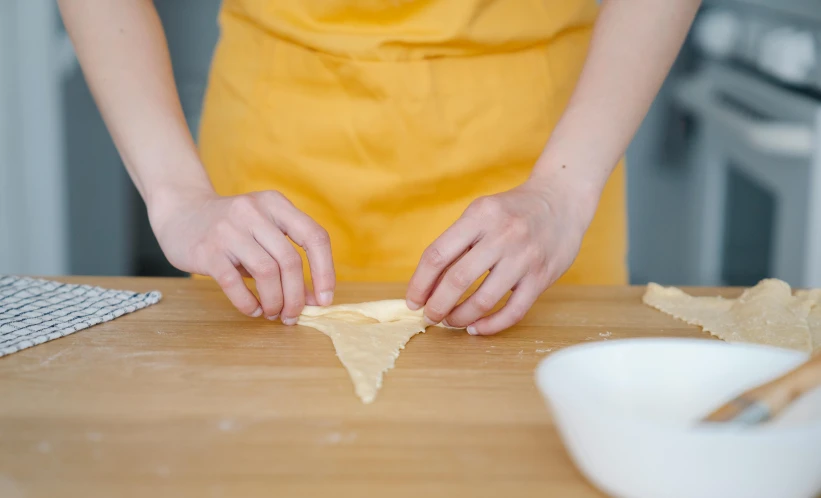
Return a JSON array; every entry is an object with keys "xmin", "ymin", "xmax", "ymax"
[
  {"xmin": 305, "ymin": 287, "xmax": 318, "ymax": 306},
  {"xmin": 423, "ymin": 240, "xmax": 501, "ymax": 324},
  {"xmin": 251, "ymin": 227, "xmax": 306, "ymax": 324},
  {"xmin": 468, "ymin": 278, "xmax": 542, "ymax": 335},
  {"xmin": 230, "ymin": 237, "xmax": 285, "ymax": 320},
  {"xmin": 406, "ymin": 217, "xmax": 481, "ymax": 311},
  {"xmin": 429, "ymin": 247, "xmax": 469, "ymax": 293},
  {"xmin": 444, "ymin": 260, "xmax": 528, "ymax": 328},
  {"xmin": 267, "ymin": 195, "xmax": 336, "ymax": 306},
  {"xmin": 209, "ymin": 257, "xmax": 263, "ymax": 317}
]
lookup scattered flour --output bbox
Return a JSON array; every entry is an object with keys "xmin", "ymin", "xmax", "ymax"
[
  {"xmin": 85, "ymin": 432, "xmax": 103, "ymax": 442},
  {"xmin": 321, "ymin": 432, "xmax": 357, "ymax": 445},
  {"xmin": 40, "ymin": 349, "xmax": 69, "ymax": 367},
  {"xmin": 0, "ymin": 475, "xmax": 22, "ymax": 498},
  {"xmin": 218, "ymin": 419, "xmax": 240, "ymax": 432}
]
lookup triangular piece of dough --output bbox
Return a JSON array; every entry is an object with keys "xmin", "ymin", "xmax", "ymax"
[
  {"xmin": 298, "ymin": 300, "xmax": 427, "ymax": 404},
  {"xmin": 643, "ymin": 279, "xmax": 813, "ymax": 352}
]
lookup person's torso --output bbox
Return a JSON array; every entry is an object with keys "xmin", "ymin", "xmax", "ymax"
[
  {"xmin": 198, "ymin": 0, "xmax": 626, "ymax": 284},
  {"xmin": 219, "ymin": 0, "xmax": 598, "ymax": 60}
]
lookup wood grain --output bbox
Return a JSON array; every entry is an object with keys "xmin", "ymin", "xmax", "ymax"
[{"xmin": 0, "ymin": 278, "xmax": 715, "ymax": 498}]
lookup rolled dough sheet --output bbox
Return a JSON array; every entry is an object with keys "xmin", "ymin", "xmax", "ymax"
[
  {"xmin": 796, "ymin": 289, "xmax": 821, "ymax": 352},
  {"xmin": 298, "ymin": 300, "xmax": 428, "ymax": 404},
  {"xmin": 643, "ymin": 279, "xmax": 814, "ymax": 352}
]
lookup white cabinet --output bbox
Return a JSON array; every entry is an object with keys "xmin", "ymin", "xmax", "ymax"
[{"xmin": 673, "ymin": 62, "xmax": 821, "ymax": 287}]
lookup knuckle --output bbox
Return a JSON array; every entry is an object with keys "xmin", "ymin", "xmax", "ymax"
[
  {"xmin": 258, "ymin": 190, "xmax": 289, "ymax": 208},
  {"xmin": 446, "ymin": 267, "xmax": 473, "ymax": 290},
  {"xmin": 468, "ymin": 196, "xmax": 510, "ymax": 226},
  {"xmin": 473, "ymin": 292, "xmax": 496, "ymax": 313},
  {"xmin": 213, "ymin": 220, "xmax": 236, "ymax": 240},
  {"xmin": 506, "ymin": 217, "xmax": 530, "ymax": 239},
  {"xmin": 252, "ymin": 261, "xmax": 280, "ymax": 279},
  {"xmin": 506, "ymin": 305, "xmax": 528, "ymax": 324},
  {"xmin": 422, "ymin": 246, "xmax": 448, "ymax": 270},
  {"xmin": 307, "ymin": 227, "xmax": 331, "ymax": 247},
  {"xmin": 426, "ymin": 305, "xmax": 446, "ymax": 321},
  {"xmin": 470, "ymin": 196, "xmax": 500, "ymax": 215},
  {"xmin": 279, "ymin": 253, "xmax": 303, "ymax": 272},
  {"xmin": 424, "ymin": 298, "xmax": 447, "ymax": 320},
  {"xmin": 215, "ymin": 270, "xmax": 241, "ymax": 289},
  {"xmin": 229, "ymin": 196, "xmax": 258, "ymax": 218},
  {"xmin": 524, "ymin": 243, "xmax": 544, "ymax": 263},
  {"xmin": 269, "ymin": 190, "xmax": 287, "ymax": 203}
]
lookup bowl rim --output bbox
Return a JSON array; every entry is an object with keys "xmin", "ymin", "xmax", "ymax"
[{"xmin": 534, "ymin": 337, "xmax": 821, "ymax": 437}]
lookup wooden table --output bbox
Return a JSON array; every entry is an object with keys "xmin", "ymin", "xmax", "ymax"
[{"xmin": 0, "ymin": 277, "xmax": 710, "ymax": 498}]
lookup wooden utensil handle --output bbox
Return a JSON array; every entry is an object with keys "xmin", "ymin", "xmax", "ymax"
[
  {"xmin": 704, "ymin": 352, "xmax": 821, "ymax": 423},
  {"xmin": 760, "ymin": 352, "xmax": 821, "ymax": 413}
]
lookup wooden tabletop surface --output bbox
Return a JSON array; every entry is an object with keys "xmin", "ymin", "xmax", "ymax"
[{"xmin": 0, "ymin": 277, "xmax": 714, "ymax": 498}]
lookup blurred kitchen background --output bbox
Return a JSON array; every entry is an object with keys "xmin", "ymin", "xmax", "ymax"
[{"xmin": 1, "ymin": 0, "xmax": 820, "ymax": 287}]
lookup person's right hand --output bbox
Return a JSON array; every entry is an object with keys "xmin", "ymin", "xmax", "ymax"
[{"xmin": 148, "ymin": 188, "xmax": 335, "ymax": 323}]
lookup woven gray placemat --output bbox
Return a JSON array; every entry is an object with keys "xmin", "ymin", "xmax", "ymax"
[{"xmin": 0, "ymin": 276, "xmax": 161, "ymax": 357}]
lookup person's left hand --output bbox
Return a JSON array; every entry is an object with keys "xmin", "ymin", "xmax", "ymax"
[{"xmin": 405, "ymin": 178, "xmax": 598, "ymax": 335}]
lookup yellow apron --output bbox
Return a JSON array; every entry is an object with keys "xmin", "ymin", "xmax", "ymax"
[{"xmin": 198, "ymin": 0, "xmax": 627, "ymax": 285}]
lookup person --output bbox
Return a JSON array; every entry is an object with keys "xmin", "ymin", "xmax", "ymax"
[{"xmin": 58, "ymin": 0, "xmax": 700, "ymax": 335}]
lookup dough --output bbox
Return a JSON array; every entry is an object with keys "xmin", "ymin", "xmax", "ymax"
[
  {"xmin": 643, "ymin": 279, "xmax": 815, "ymax": 352},
  {"xmin": 795, "ymin": 289, "xmax": 821, "ymax": 352},
  {"xmin": 298, "ymin": 300, "xmax": 428, "ymax": 404}
]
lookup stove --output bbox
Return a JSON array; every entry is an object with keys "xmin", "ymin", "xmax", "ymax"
[{"xmin": 672, "ymin": 0, "xmax": 821, "ymax": 287}]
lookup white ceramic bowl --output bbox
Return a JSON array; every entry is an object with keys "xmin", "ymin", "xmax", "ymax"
[{"xmin": 535, "ymin": 338, "xmax": 821, "ymax": 498}]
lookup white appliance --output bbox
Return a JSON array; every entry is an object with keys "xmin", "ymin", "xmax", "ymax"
[{"xmin": 673, "ymin": 1, "xmax": 821, "ymax": 287}]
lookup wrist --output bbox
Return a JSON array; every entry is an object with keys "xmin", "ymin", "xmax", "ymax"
[
  {"xmin": 145, "ymin": 181, "xmax": 216, "ymax": 229},
  {"xmin": 527, "ymin": 161, "xmax": 603, "ymax": 228}
]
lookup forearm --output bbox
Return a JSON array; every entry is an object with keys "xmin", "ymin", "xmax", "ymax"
[
  {"xmin": 58, "ymin": 0, "xmax": 213, "ymax": 209},
  {"xmin": 531, "ymin": 0, "xmax": 701, "ymax": 209}
]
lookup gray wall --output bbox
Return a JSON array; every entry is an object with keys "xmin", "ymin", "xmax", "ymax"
[
  {"xmin": 63, "ymin": 0, "xmax": 222, "ymax": 276},
  {"xmin": 0, "ymin": 1, "xmax": 21, "ymax": 273},
  {"xmin": 64, "ymin": 70, "xmax": 133, "ymax": 275}
]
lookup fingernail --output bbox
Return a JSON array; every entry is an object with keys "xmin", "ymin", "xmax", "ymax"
[
  {"xmin": 319, "ymin": 291, "xmax": 334, "ymax": 306},
  {"xmin": 251, "ymin": 307, "xmax": 263, "ymax": 318},
  {"xmin": 423, "ymin": 316, "xmax": 437, "ymax": 327},
  {"xmin": 406, "ymin": 299, "xmax": 422, "ymax": 311},
  {"xmin": 282, "ymin": 317, "xmax": 298, "ymax": 326},
  {"xmin": 467, "ymin": 325, "xmax": 478, "ymax": 336},
  {"xmin": 442, "ymin": 319, "xmax": 452, "ymax": 328},
  {"xmin": 266, "ymin": 314, "xmax": 279, "ymax": 321}
]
